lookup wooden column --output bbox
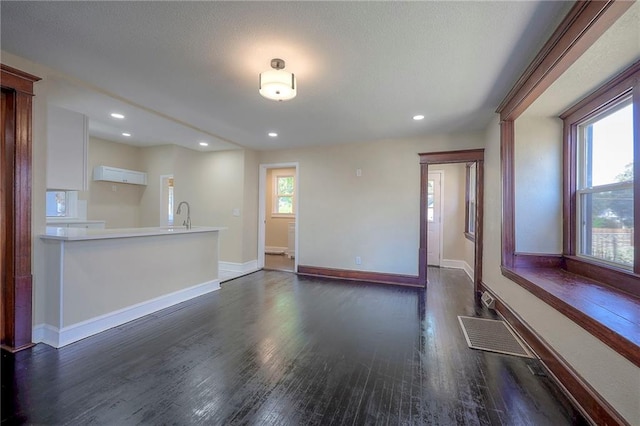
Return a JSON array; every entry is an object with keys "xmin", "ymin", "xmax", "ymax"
[{"xmin": 1, "ymin": 64, "xmax": 41, "ymax": 352}]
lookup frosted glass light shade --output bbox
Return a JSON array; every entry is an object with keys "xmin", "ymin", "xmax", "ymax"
[{"xmin": 259, "ymin": 69, "xmax": 296, "ymax": 101}]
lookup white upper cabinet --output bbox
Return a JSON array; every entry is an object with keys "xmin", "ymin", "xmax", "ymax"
[
  {"xmin": 47, "ymin": 105, "xmax": 88, "ymax": 190},
  {"xmin": 93, "ymin": 166, "xmax": 147, "ymax": 185}
]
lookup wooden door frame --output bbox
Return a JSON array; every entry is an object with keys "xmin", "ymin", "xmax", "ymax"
[
  {"xmin": 1, "ymin": 64, "xmax": 40, "ymax": 353},
  {"xmin": 419, "ymin": 149, "xmax": 484, "ymax": 296}
]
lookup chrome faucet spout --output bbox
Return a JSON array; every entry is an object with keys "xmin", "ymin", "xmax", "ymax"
[{"xmin": 176, "ymin": 201, "xmax": 191, "ymax": 229}]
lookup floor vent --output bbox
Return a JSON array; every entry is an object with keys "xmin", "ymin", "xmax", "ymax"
[{"xmin": 458, "ymin": 316, "xmax": 533, "ymax": 358}]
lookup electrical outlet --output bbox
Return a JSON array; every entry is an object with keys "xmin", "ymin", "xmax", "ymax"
[
  {"xmin": 356, "ymin": 168, "xmax": 362, "ymax": 177},
  {"xmin": 355, "ymin": 256, "xmax": 362, "ymax": 265},
  {"xmin": 111, "ymin": 185, "xmax": 117, "ymax": 192}
]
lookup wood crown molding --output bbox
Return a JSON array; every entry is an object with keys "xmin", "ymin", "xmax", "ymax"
[
  {"xmin": 1, "ymin": 64, "xmax": 41, "ymax": 96},
  {"xmin": 496, "ymin": 0, "xmax": 633, "ymax": 121}
]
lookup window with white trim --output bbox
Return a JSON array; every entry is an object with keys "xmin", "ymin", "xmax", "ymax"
[{"xmin": 273, "ymin": 174, "xmax": 294, "ymax": 216}]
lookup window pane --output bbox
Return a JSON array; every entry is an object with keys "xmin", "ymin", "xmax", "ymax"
[
  {"xmin": 46, "ymin": 191, "xmax": 67, "ymax": 217},
  {"xmin": 277, "ymin": 176, "xmax": 294, "ymax": 196},
  {"xmin": 581, "ymin": 102, "xmax": 633, "ymax": 187},
  {"xmin": 278, "ymin": 196, "xmax": 293, "ymax": 214},
  {"xmin": 580, "ymin": 188, "xmax": 633, "ymax": 268}
]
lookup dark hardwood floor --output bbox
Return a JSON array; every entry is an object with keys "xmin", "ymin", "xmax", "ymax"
[{"xmin": 2, "ymin": 268, "xmax": 587, "ymax": 425}]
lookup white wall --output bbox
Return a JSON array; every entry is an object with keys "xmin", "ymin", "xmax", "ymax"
[
  {"xmin": 81, "ymin": 137, "xmax": 145, "ymax": 228},
  {"xmin": 482, "ymin": 115, "xmax": 639, "ymax": 424},
  {"xmin": 514, "ymin": 116, "xmax": 563, "ymax": 253},
  {"xmin": 258, "ymin": 133, "xmax": 483, "ymax": 275},
  {"xmin": 242, "ymin": 149, "xmax": 259, "ymax": 263},
  {"xmin": 139, "ymin": 145, "xmax": 177, "ymax": 227}
]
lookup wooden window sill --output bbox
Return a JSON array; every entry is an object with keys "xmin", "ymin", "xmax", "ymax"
[{"xmin": 501, "ymin": 265, "xmax": 640, "ymax": 368}]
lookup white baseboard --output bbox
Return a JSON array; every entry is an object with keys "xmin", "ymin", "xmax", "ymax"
[
  {"xmin": 219, "ymin": 260, "xmax": 259, "ymax": 273},
  {"xmin": 32, "ymin": 279, "xmax": 220, "ymax": 348},
  {"xmin": 441, "ymin": 259, "xmax": 474, "ymax": 281}
]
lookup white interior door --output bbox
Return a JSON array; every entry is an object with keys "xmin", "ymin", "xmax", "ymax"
[{"xmin": 427, "ymin": 171, "xmax": 442, "ymax": 266}]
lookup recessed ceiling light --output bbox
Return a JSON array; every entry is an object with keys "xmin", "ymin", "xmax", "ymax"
[
  {"xmin": 122, "ymin": 132, "xmax": 131, "ymax": 137},
  {"xmin": 413, "ymin": 115, "xmax": 425, "ymax": 121},
  {"xmin": 110, "ymin": 113, "xmax": 125, "ymax": 119},
  {"xmin": 199, "ymin": 142, "xmax": 209, "ymax": 147},
  {"xmin": 268, "ymin": 132, "xmax": 278, "ymax": 137}
]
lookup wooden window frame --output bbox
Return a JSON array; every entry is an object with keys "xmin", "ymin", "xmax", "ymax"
[
  {"xmin": 561, "ymin": 63, "xmax": 640, "ymax": 289},
  {"xmin": 496, "ymin": 0, "xmax": 640, "ymax": 372}
]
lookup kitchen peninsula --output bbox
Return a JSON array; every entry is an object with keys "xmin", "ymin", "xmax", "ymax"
[{"xmin": 38, "ymin": 226, "xmax": 224, "ymax": 347}]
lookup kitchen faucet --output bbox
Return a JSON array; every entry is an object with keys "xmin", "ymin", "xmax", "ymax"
[{"xmin": 176, "ymin": 201, "xmax": 191, "ymax": 229}]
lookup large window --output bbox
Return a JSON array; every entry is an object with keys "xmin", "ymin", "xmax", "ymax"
[
  {"xmin": 576, "ymin": 99, "xmax": 633, "ymax": 268},
  {"xmin": 563, "ymin": 63, "xmax": 638, "ymax": 276}
]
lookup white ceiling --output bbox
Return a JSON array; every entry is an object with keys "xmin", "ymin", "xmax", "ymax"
[{"xmin": 1, "ymin": 1, "xmax": 573, "ymax": 151}]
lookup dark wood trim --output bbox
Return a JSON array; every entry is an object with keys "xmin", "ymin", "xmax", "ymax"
[
  {"xmin": 500, "ymin": 267, "xmax": 639, "ymax": 369},
  {"xmin": 513, "ymin": 253, "xmax": 564, "ymax": 269},
  {"xmin": 1, "ymin": 64, "xmax": 40, "ymax": 353},
  {"xmin": 480, "ymin": 283, "xmax": 629, "ymax": 426},
  {"xmin": 496, "ymin": 0, "xmax": 632, "ymax": 121},
  {"xmin": 418, "ymin": 148, "xmax": 484, "ymax": 164},
  {"xmin": 635, "ymin": 79, "xmax": 640, "ymax": 274},
  {"xmin": 474, "ymin": 158, "xmax": 484, "ymax": 298},
  {"xmin": 559, "ymin": 60, "xmax": 640, "ymax": 121},
  {"xmin": 0, "ymin": 65, "xmax": 40, "ymax": 96},
  {"xmin": 297, "ymin": 265, "xmax": 422, "ymax": 288},
  {"xmin": 500, "ymin": 120, "xmax": 515, "ymax": 269},
  {"xmin": 564, "ymin": 256, "xmax": 640, "ymax": 298},
  {"xmin": 418, "ymin": 149, "xmax": 484, "ymax": 294},
  {"xmin": 419, "ymin": 162, "xmax": 428, "ymax": 287}
]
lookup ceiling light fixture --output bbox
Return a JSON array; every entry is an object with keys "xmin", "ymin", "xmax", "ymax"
[
  {"xmin": 122, "ymin": 132, "xmax": 131, "ymax": 137},
  {"xmin": 110, "ymin": 113, "xmax": 125, "ymax": 119},
  {"xmin": 413, "ymin": 115, "xmax": 425, "ymax": 121},
  {"xmin": 199, "ymin": 142, "xmax": 209, "ymax": 147},
  {"xmin": 259, "ymin": 58, "xmax": 296, "ymax": 101},
  {"xmin": 268, "ymin": 132, "xmax": 278, "ymax": 137}
]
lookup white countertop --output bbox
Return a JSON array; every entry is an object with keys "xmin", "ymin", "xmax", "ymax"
[
  {"xmin": 41, "ymin": 226, "xmax": 225, "ymax": 241},
  {"xmin": 46, "ymin": 218, "xmax": 106, "ymax": 224}
]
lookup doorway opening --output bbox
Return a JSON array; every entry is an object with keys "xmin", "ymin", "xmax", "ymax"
[
  {"xmin": 427, "ymin": 165, "xmax": 476, "ymax": 284},
  {"xmin": 159, "ymin": 175, "xmax": 174, "ymax": 226},
  {"xmin": 258, "ymin": 163, "xmax": 299, "ymax": 272},
  {"xmin": 419, "ymin": 150, "xmax": 484, "ymax": 296}
]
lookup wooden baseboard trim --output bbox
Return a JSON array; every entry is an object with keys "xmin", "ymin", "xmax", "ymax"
[
  {"xmin": 479, "ymin": 283, "xmax": 628, "ymax": 426},
  {"xmin": 297, "ymin": 265, "xmax": 422, "ymax": 288},
  {"xmin": 1, "ymin": 342, "xmax": 36, "ymax": 354}
]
